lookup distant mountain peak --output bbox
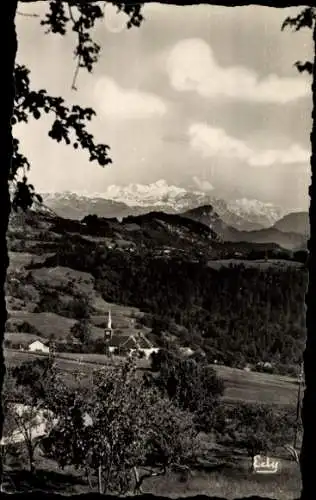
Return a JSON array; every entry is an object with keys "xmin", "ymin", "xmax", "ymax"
[
  {"xmin": 40, "ymin": 182, "xmax": 287, "ymax": 232},
  {"xmin": 226, "ymin": 198, "xmax": 284, "ymax": 227}
]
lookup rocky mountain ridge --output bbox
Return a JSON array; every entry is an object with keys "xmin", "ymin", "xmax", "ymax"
[{"xmin": 41, "ymin": 181, "xmax": 287, "ymax": 232}]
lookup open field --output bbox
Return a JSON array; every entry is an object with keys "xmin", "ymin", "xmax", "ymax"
[
  {"xmin": 5, "ymin": 349, "xmax": 298, "ymax": 406},
  {"xmin": 7, "ymin": 251, "xmax": 55, "ymax": 271},
  {"xmin": 6, "ymin": 310, "xmax": 106, "ymax": 341},
  {"xmin": 212, "ymin": 364, "xmax": 299, "ymax": 406}
]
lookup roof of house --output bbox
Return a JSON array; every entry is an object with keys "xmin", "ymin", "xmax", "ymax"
[
  {"xmin": 29, "ymin": 339, "xmax": 50, "ymax": 347},
  {"xmin": 135, "ymin": 335, "xmax": 153, "ymax": 349},
  {"xmin": 109, "ymin": 334, "xmax": 137, "ymax": 349}
]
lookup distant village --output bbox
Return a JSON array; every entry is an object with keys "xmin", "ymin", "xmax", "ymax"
[
  {"xmin": 4, "ymin": 309, "xmax": 278, "ymax": 375},
  {"xmin": 5, "ymin": 310, "xmax": 167, "ymax": 360}
]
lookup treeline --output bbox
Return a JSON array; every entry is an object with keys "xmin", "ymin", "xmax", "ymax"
[{"xmin": 41, "ymin": 238, "xmax": 307, "ymax": 372}]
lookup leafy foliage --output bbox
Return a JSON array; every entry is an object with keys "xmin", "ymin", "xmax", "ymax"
[
  {"xmin": 12, "ymin": 1, "xmax": 145, "ymax": 212},
  {"xmin": 44, "ymin": 360, "xmax": 198, "ymax": 494},
  {"xmin": 2, "ymin": 367, "xmax": 57, "ymax": 474},
  {"xmin": 282, "ymin": 7, "xmax": 315, "ymax": 75},
  {"xmin": 149, "ymin": 349, "xmax": 224, "ymax": 433},
  {"xmin": 70, "ymin": 319, "xmax": 91, "ymax": 345},
  {"xmin": 217, "ymin": 402, "xmax": 298, "ymax": 466},
  {"xmin": 11, "ymin": 356, "xmax": 57, "ymax": 406},
  {"xmin": 12, "ymin": 64, "xmax": 111, "ymax": 210}
]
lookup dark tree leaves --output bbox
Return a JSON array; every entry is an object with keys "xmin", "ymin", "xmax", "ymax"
[
  {"xmin": 11, "ymin": 1, "xmax": 145, "ymax": 212},
  {"xmin": 282, "ymin": 7, "xmax": 315, "ymax": 75},
  {"xmin": 12, "ymin": 64, "xmax": 111, "ymax": 212},
  {"xmin": 294, "ymin": 61, "xmax": 314, "ymax": 75},
  {"xmin": 39, "ymin": 1, "xmax": 144, "ymax": 75},
  {"xmin": 282, "ymin": 7, "xmax": 316, "ymax": 32}
]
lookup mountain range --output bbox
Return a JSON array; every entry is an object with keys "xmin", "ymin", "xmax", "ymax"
[
  {"xmin": 41, "ymin": 181, "xmax": 286, "ymax": 230},
  {"xmin": 182, "ymin": 206, "xmax": 307, "ymax": 251},
  {"xmin": 39, "ymin": 182, "xmax": 308, "ymax": 251}
]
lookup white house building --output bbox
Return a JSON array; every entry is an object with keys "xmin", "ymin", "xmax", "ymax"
[
  {"xmin": 0, "ymin": 404, "xmax": 56, "ymax": 446},
  {"xmin": 28, "ymin": 340, "xmax": 50, "ymax": 354}
]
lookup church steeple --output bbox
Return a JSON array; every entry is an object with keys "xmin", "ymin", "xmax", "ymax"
[
  {"xmin": 104, "ymin": 309, "xmax": 113, "ymax": 357},
  {"xmin": 107, "ymin": 309, "xmax": 112, "ymax": 330}
]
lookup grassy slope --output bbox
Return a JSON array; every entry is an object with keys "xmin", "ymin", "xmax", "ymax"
[
  {"xmin": 5, "ymin": 348, "xmax": 298, "ymax": 406},
  {"xmin": 143, "ymin": 463, "xmax": 301, "ymax": 500},
  {"xmin": 6, "ymin": 220, "xmax": 302, "ymax": 408},
  {"xmin": 3, "ymin": 447, "xmax": 301, "ymax": 498}
]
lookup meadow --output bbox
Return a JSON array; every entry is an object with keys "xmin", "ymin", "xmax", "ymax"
[{"xmin": 5, "ymin": 348, "xmax": 298, "ymax": 406}]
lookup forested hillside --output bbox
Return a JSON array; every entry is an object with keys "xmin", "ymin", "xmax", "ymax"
[{"xmin": 39, "ymin": 230, "xmax": 307, "ymax": 373}]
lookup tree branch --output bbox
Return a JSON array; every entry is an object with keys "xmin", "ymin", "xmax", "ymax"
[{"xmin": 67, "ymin": 4, "xmax": 81, "ymax": 90}]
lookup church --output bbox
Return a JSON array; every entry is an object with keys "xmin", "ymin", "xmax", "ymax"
[{"xmin": 103, "ymin": 310, "xmax": 159, "ymax": 359}]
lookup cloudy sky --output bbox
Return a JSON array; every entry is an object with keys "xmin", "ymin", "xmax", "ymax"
[{"xmin": 16, "ymin": 3, "xmax": 312, "ymax": 210}]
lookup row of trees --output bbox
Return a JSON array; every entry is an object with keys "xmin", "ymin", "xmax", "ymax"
[{"xmin": 1, "ymin": 350, "xmax": 301, "ymax": 493}]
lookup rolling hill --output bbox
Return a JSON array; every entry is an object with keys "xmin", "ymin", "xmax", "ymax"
[
  {"xmin": 5, "ymin": 205, "xmax": 307, "ymax": 377},
  {"xmin": 273, "ymin": 211, "xmax": 309, "ymax": 237}
]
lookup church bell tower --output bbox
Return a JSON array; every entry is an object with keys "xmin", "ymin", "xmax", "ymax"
[{"xmin": 104, "ymin": 310, "xmax": 113, "ymax": 356}]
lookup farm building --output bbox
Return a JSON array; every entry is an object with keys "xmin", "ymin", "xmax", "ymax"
[
  {"xmin": 28, "ymin": 339, "xmax": 50, "ymax": 354},
  {"xmin": 4, "ymin": 332, "xmax": 47, "ymax": 351}
]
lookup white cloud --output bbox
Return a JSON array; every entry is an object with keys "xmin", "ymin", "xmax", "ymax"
[
  {"xmin": 248, "ymin": 143, "xmax": 310, "ymax": 167},
  {"xmin": 189, "ymin": 122, "xmax": 310, "ymax": 167},
  {"xmin": 189, "ymin": 123, "xmax": 251, "ymax": 161},
  {"xmin": 167, "ymin": 38, "xmax": 309, "ymax": 104},
  {"xmin": 94, "ymin": 77, "xmax": 167, "ymax": 120}
]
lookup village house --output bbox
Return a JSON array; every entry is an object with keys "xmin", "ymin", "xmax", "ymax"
[
  {"xmin": 28, "ymin": 339, "xmax": 50, "ymax": 354},
  {"xmin": 4, "ymin": 333, "xmax": 47, "ymax": 352}
]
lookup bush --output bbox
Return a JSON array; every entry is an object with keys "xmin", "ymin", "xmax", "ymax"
[
  {"xmin": 70, "ymin": 319, "xmax": 91, "ymax": 344},
  {"xmin": 69, "ymin": 293, "xmax": 92, "ymax": 320},
  {"xmin": 149, "ymin": 349, "xmax": 224, "ymax": 433}
]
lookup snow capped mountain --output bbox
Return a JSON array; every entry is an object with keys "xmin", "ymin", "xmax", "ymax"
[
  {"xmin": 100, "ymin": 181, "xmax": 285, "ymax": 228},
  {"xmin": 103, "ymin": 180, "xmax": 202, "ymax": 208},
  {"xmin": 40, "ymin": 180, "xmax": 286, "ymax": 231},
  {"xmin": 226, "ymin": 199, "xmax": 285, "ymax": 228}
]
